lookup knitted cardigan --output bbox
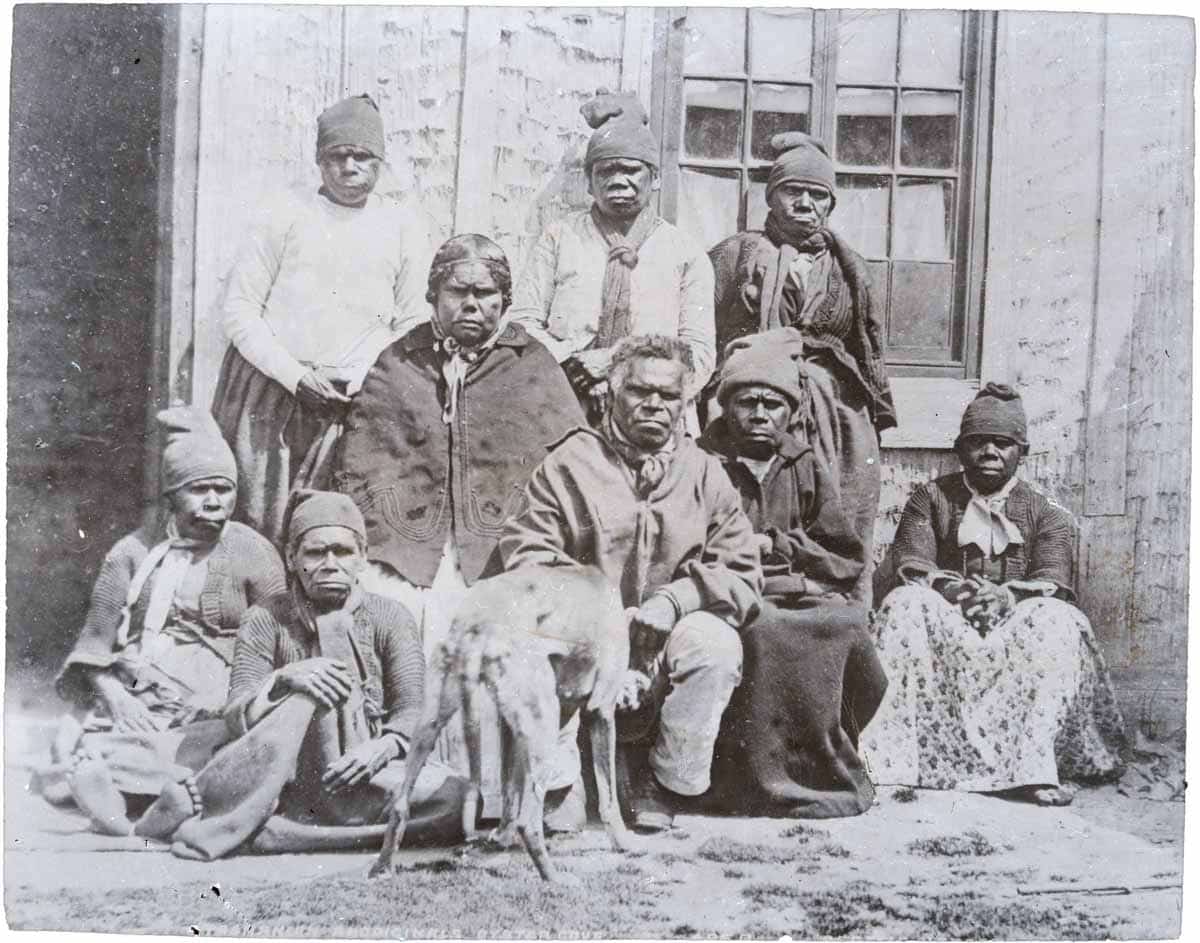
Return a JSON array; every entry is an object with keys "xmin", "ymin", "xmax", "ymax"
[
  {"xmin": 890, "ymin": 474, "xmax": 1077, "ymax": 600},
  {"xmin": 224, "ymin": 590, "xmax": 425, "ymax": 748},
  {"xmin": 57, "ymin": 521, "xmax": 286, "ymax": 706}
]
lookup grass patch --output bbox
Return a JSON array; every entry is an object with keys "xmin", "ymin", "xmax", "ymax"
[
  {"xmin": 923, "ymin": 892, "xmax": 1116, "ymax": 940},
  {"xmin": 741, "ymin": 882, "xmax": 804, "ymax": 907},
  {"xmin": 907, "ymin": 830, "xmax": 999, "ymax": 858},
  {"xmin": 893, "ymin": 785, "xmax": 919, "ymax": 803},
  {"xmin": 6, "ymin": 861, "xmax": 669, "ymax": 937},
  {"xmin": 779, "ymin": 822, "xmax": 832, "ymax": 842},
  {"xmin": 814, "ymin": 842, "xmax": 852, "ymax": 859},
  {"xmin": 723, "ymin": 867, "xmax": 747, "ymax": 879},
  {"xmin": 697, "ymin": 836, "xmax": 801, "ymax": 865}
]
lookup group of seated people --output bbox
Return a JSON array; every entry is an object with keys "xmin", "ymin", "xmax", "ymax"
[{"xmin": 31, "ymin": 92, "xmax": 1128, "ymax": 859}]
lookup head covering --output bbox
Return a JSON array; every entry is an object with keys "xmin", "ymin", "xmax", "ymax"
[
  {"xmin": 957, "ymin": 383, "xmax": 1028, "ymax": 447},
  {"xmin": 766, "ymin": 132, "xmax": 836, "ymax": 207},
  {"xmin": 285, "ymin": 489, "xmax": 367, "ymax": 549},
  {"xmin": 316, "ymin": 94, "xmax": 385, "ymax": 160},
  {"xmin": 582, "ymin": 91, "xmax": 659, "ymax": 172},
  {"xmin": 716, "ymin": 328, "xmax": 807, "ymax": 409},
  {"xmin": 157, "ymin": 406, "xmax": 237, "ymax": 495}
]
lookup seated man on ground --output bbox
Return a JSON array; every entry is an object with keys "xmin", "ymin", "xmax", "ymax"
[
  {"xmin": 698, "ymin": 331, "xmax": 888, "ymax": 818},
  {"xmin": 862, "ymin": 383, "xmax": 1126, "ymax": 806},
  {"xmin": 33, "ymin": 407, "xmax": 285, "ymax": 835},
  {"xmin": 500, "ymin": 334, "xmax": 762, "ymax": 832},
  {"xmin": 135, "ymin": 490, "xmax": 470, "ymax": 859}
]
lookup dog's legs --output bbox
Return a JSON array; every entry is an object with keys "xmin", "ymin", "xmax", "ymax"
[
  {"xmin": 459, "ymin": 674, "xmax": 483, "ymax": 844},
  {"xmin": 588, "ymin": 707, "xmax": 638, "ymax": 853},
  {"xmin": 487, "ymin": 720, "xmax": 521, "ymax": 849},
  {"xmin": 488, "ymin": 659, "xmax": 573, "ymax": 883},
  {"xmin": 370, "ymin": 660, "xmax": 462, "ymax": 878}
]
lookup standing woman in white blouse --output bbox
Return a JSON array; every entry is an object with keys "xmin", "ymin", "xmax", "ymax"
[{"xmin": 212, "ymin": 94, "xmax": 429, "ymax": 547}]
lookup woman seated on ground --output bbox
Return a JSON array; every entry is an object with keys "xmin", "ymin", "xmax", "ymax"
[
  {"xmin": 699, "ymin": 331, "xmax": 888, "ymax": 818},
  {"xmin": 132, "ymin": 490, "xmax": 469, "ymax": 859},
  {"xmin": 861, "ymin": 384, "xmax": 1126, "ymax": 806},
  {"xmin": 32, "ymin": 408, "xmax": 285, "ymax": 835}
]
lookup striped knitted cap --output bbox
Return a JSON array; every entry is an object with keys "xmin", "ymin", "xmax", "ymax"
[
  {"xmin": 957, "ymin": 383, "xmax": 1028, "ymax": 446},
  {"xmin": 285, "ymin": 489, "xmax": 367, "ymax": 548}
]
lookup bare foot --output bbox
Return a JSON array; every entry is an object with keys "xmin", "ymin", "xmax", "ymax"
[
  {"xmin": 134, "ymin": 777, "xmax": 202, "ymax": 840},
  {"xmin": 66, "ymin": 752, "xmax": 133, "ymax": 836}
]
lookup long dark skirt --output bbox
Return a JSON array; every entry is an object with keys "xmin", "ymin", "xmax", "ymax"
[
  {"xmin": 211, "ymin": 345, "xmax": 326, "ymax": 548},
  {"xmin": 712, "ymin": 597, "xmax": 888, "ymax": 818}
]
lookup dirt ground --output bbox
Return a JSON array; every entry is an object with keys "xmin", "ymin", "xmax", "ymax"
[{"xmin": 3, "ymin": 713, "xmax": 1185, "ymax": 939}]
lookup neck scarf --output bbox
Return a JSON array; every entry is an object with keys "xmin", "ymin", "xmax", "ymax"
[
  {"xmin": 591, "ymin": 204, "xmax": 660, "ymax": 349},
  {"xmin": 602, "ymin": 411, "xmax": 679, "ymax": 497},
  {"xmin": 957, "ymin": 473, "xmax": 1024, "ymax": 557},
  {"xmin": 432, "ymin": 320, "xmax": 503, "ymax": 424},
  {"xmin": 118, "ymin": 517, "xmax": 214, "ymax": 651},
  {"xmin": 755, "ymin": 213, "xmax": 831, "ymax": 332}
]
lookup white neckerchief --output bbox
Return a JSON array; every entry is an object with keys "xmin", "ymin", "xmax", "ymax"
[
  {"xmin": 433, "ymin": 324, "xmax": 502, "ymax": 424},
  {"xmin": 118, "ymin": 517, "xmax": 211, "ymax": 651},
  {"xmin": 957, "ymin": 473, "xmax": 1024, "ymax": 557},
  {"xmin": 738, "ymin": 454, "xmax": 777, "ymax": 483}
]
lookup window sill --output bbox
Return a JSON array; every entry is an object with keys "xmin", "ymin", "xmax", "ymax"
[{"xmin": 880, "ymin": 377, "xmax": 979, "ymax": 450}]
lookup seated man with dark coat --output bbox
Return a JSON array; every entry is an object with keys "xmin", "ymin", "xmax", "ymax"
[
  {"xmin": 699, "ymin": 332, "xmax": 888, "ymax": 818},
  {"xmin": 133, "ymin": 490, "xmax": 470, "ymax": 859}
]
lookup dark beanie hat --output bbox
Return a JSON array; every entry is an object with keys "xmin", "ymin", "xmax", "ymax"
[
  {"xmin": 717, "ymin": 328, "xmax": 807, "ymax": 409},
  {"xmin": 582, "ymin": 90, "xmax": 659, "ymax": 172},
  {"xmin": 157, "ymin": 406, "xmax": 237, "ymax": 495},
  {"xmin": 957, "ymin": 383, "xmax": 1028, "ymax": 447},
  {"xmin": 316, "ymin": 94, "xmax": 385, "ymax": 161},
  {"xmin": 766, "ymin": 132, "xmax": 837, "ymax": 207},
  {"xmin": 284, "ymin": 489, "xmax": 367, "ymax": 549}
]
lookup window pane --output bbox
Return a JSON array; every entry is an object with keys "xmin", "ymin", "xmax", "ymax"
[
  {"xmin": 751, "ymin": 84, "xmax": 811, "ymax": 161},
  {"xmin": 684, "ymin": 80, "xmax": 744, "ymax": 160},
  {"xmin": 835, "ymin": 174, "xmax": 890, "ymax": 258},
  {"xmin": 683, "ymin": 8, "xmax": 746, "ymax": 74},
  {"xmin": 894, "ymin": 177, "xmax": 954, "ymax": 260},
  {"xmin": 889, "ymin": 261, "xmax": 954, "ymax": 351},
  {"xmin": 836, "ymin": 88, "xmax": 894, "ymax": 167},
  {"xmin": 679, "ymin": 167, "xmax": 741, "ymax": 253},
  {"xmin": 900, "ymin": 10, "xmax": 963, "ymax": 86},
  {"xmin": 836, "ymin": 9, "xmax": 899, "ymax": 83},
  {"xmin": 900, "ymin": 91, "xmax": 958, "ymax": 169},
  {"xmin": 747, "ymin": 169, "xmax": 769, "ymax": 232},
  {"xmin": 750, "ymin": 9, "xmax": 813, "ymax": 78}
]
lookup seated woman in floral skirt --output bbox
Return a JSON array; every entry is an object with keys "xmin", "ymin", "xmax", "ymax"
[{"xmin": 862, "ymin": 383, "xmax": 1126, "ymax": 806}]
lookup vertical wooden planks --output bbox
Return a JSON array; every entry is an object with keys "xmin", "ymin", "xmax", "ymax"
[
  {"xmin": 191, "ymin": 5, "xmax": 344, "ymax": 406},
  {"xmin": 488, "ymin": 7, "xmax": 626, "ymax": 269},
  {"xmin": 343, "ymin": 6, "xmax": 465, "ymax": 272},
  {"xmin": 453, "ymin": 7, "xmax": 505, "ymax": 236}
]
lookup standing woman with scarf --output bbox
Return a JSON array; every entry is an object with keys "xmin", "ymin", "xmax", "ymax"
[
  {"xmin": 32, "ymin": 407, "xmax": 285, "ymax": 835},
  {"xmin": 331, "ymin": 235, "xmax": 584, "ymax": 789},
  {"xmin": 709, "ymin": 133, "xmax": 897, "ymax": 602},
  {"xmin": 509, "ymin": 91, "xmax": 716, "ymax": 431},
  {"xmin": 862, "ymin": 385, "xmax": 1126, "ymax": 806}
]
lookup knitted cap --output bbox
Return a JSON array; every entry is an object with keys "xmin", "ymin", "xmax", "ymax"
[
  {"xmin": 316, "ymin": 94, "xmax": 385, "ymax": 160},
  {"xmin": 285, "ymin": 489, "xmax": 367, "ymax": 548},
  {"xmin": 716, "ymin": 328, "xmax": 807, "ymax": 409},
  {"xmin": 766, "ymin": 132, "xmax": 836, "ymax": 206},
  {"xmin": 582, "ymin": 91, "xmax": 659, "ymax": 171},
  {"xmin": 157, "ymin": 406, "xmax": 237, "ymax": 495},
  {"xmin": 957, "ymin": 383, "xmax": 1028, "ymax": 446}
]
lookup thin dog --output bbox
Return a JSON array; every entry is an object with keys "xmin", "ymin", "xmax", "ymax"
[{"xmin": 369, "ymin": 564, "xmax": 643, "ymax": 883}]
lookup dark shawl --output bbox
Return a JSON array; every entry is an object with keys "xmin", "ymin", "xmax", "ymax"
[
  {"xmin": 334, "ymin": 321, "xmax": 584, "ymax": 587},
  {"xmin": 709, "ymin": 226, "xmax": 897, "ymax": 433}
]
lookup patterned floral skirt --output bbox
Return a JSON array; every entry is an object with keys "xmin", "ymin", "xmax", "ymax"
[{"xmin": 860, "ymin": 585, "xmax": 1126, "ymax": 791}]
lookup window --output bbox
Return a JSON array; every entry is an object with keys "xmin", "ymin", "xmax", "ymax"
[{"xmin": 655, "ymin": 8, "xmax": 994, "ymax": 379}]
